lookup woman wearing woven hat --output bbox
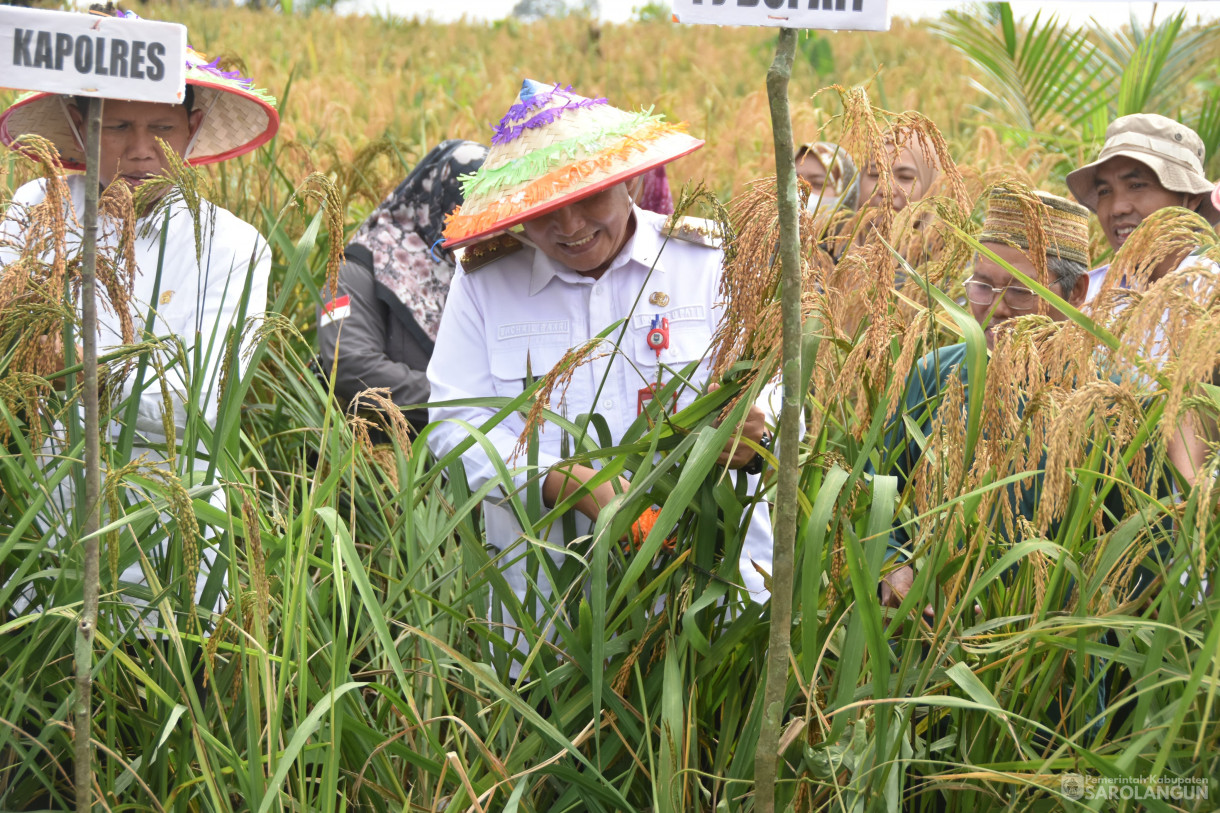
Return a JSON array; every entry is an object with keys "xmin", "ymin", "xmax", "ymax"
[
  {"xmin": 427, "ymin": 81, "xmax": 775, "ymax": 664},
  {"xmin": 0, "ymin": 6, "xmax": 278, "ymax": 616}
]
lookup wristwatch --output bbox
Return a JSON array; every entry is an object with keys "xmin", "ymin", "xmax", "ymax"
[{"xmin": 742, "ymin": 431, "xmax": 773, "ymax": 475}]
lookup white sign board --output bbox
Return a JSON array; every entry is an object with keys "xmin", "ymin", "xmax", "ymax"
[
  {"xmin": 672, "ymin": 0, "xmax": 890, "ymax": 30},
  {"xmin": 0, "ymin": 6, "xmax": 186, "ymax": 104}
]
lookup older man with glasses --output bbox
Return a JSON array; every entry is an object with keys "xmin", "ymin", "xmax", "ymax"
[
  {"xmin": 878, "ymin": 187, "xmax": 1091, "ymax": 610},
  {"xmin": 961, "ymin": 191, "xmax": 1091, "ymax": 350}
]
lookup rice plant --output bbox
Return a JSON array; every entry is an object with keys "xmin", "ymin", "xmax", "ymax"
[{"xmin": 0, "ymin": 8, "xmax": 1217, "ymax": 813}]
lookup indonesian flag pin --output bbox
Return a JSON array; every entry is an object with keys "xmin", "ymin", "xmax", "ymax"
[{"xmin": 647, "ymin": 315, "xmax": 670, "ymax": 358}]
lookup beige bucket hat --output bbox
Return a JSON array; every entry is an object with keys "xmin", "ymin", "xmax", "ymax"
[{"xmin": 1066, "ymin": 113, "xmax": 1218, "ymax": 225}]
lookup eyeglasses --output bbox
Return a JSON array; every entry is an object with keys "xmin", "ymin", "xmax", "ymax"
[{"xmin": 963, "ymin": 276, "xmax": 1048, "ymax": 312}]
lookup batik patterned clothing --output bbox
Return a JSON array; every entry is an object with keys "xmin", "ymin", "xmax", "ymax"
[{"xmin": 317, "ymin": 140, "xmax": 486, "ymax": 422}]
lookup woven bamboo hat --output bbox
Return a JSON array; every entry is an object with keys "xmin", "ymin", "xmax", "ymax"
[
  {"xmin": 0, "ymin": 9, "xmax": 278, "ymax": 171},
  {"xmin": 979, "ymin": 188, "xmax": 1091, "ymax": 267},
  {"xmin": 442, "ymin": 79, "xmax": 703, "ymax": 248}
]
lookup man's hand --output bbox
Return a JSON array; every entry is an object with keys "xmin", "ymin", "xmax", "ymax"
[
  {"xmin": 543, "ymin": 462, "xmax": 631, "ymax": 523},
  {"xmin": 709, "ymin": 382, "xmax": 767, "ymax": 469},
  {"xmin": 880, "ymin": 564, "xmax": 935, "ymax": 620}
]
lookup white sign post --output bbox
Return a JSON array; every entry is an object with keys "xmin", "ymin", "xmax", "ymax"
[
  {"xmin": 0, "ymin": 6, "xmax": 186, "ymax": 101},
  {"xmin": 671, "ymin": 0, "xmax": 890, "ymax": 31},
  {"xmin": 0, "ymin": 9, "xmax": 185, "ymax": 813}
]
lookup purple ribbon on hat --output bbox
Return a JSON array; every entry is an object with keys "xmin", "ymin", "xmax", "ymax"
[
  {"xmin": 492, "ymin": 95, "xmax": 608, "ymax": 145},
  {"xmin": 501, "ymin": 84, "xmax": 571, "ymax": 123},
  {"xmin": 194, "ymin": 57, "xmax": 255, "ymax": 87}
]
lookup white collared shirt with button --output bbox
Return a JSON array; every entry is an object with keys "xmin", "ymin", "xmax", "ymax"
[
  {"xmin": 1, "ymin": 174, "xmax": 271, "ymax": 616},
  {"xmin": 428, "ymin": 207, "xmax": 774, "ymax": 615}
]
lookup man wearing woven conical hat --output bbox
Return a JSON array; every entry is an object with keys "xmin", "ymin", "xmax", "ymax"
[
  {"xmin": 428, "ymin": 81, "xmax": 776, "ymax": 664},
  {"xmin": 0, "ymin": 5, "xmax": 278, "ymax": 615}
]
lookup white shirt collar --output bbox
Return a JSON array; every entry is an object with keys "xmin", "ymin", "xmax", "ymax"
[{"xmin": 527, "ymin": 205, "xmax": 665, "ymax": 296}]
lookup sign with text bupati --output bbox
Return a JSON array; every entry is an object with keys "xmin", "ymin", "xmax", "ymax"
[
  {"xmin": 672, "ymin": 0, "xmax": 890, "ymax": 30},
  {"xmin": 0, "ymin": 6, "xmax": 185, "ymax": 103}
]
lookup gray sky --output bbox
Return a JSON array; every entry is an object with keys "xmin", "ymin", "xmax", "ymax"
[{"xmin": 333, "ymin": 1, "xmax": 1220, "ymax": 26}]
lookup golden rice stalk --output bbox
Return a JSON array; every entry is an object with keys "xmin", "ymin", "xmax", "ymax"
[
  {"xmin": 124, "ymin": 464, "xmax": 201, "ymax": 614},
  {"xmin": 912, "ymin": 370, "xmax": 968, "ymax": 519},
  {"xmin": 513, "ymin": 340, "xmax": 606, "ymax": 461},
  {"xmin": 299, "ymin": 172, "xmax": 347, "ymax": 300},
  {"xmin": 96, "ymin": 181, "xmax": 138, "ymax": 348},
  {"xmin": 1094, "ymin": 207, "xmax": 1219, "ymax": 302},
  {"xmin": 106, "ymin": 490, "xmax": 122, "ymax": 591},
  {"xmin": 800, "ymin": 91, "xmax": 976, "ymax": 443},
  {"xmin": 710, "ymin": 175, "xmax": 826, "ymax": 390},
  {"xmin": 350, "ymin": 387, "xmax": 415, "ymax": 457},
  {"xmin": 102, "ymin": 457, "xmax": 148, "ymax": 589},
  {"xmin": 3, "ymin": 136, "xmax": 76, "ymax": 298},
  {"xmin": 827, "ymin": 86, "xmax": 970, "ymax": 263},
  {"xmin": 339, "ymin": 136, "xmax": 406, "ymax": 208},
  {"xmin": 941, "ymin": 519, "xmax": 990, "ymax": 618},
  {"xmin": 1109, "ymin": 523, "xmax": 1171, "ymax": 602},
  {"xmin": 247, "ymin": 311, "xmax": 307, "ymax": 361},
  {"xmin": 242, "ymin": 486, "xmax": 271, "ymax": 640},
  {"xmin": 612, "ymin": 610, "xmax": 667, "ymax": 696},
  {"xmin": 1187, "ymin": 452, "xmax": 1218, "ymax": 579},
  {"xmin": 144, "ymin": 140, "xmax": 207, "ymax": 266},
  {"xmin": 0, "ymin": 135, "xmax": 140, "ymax": 445},
  {"xmin": 1040, "ymin": 379, "xmax": 1148, "ymax": 533},
  {"xmin": 1090, "ymin": 218, "xmax": 1220, "ymax": 444},
  {"xmin": 1017, "ymin": 515, "xmax": 1050, "ymax": 618}
]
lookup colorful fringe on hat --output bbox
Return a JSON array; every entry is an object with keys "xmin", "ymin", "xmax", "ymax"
[
  {"xmin": 979, "ymin": 188, "xmax": 1090, "ymax": 267},
  {"xmin": 442, "ymin": 79, "xmax": 702, "ymax": 248},
  {"xmin": 0, "ymin": 8, "xmax": 278, "ymax": 171}
]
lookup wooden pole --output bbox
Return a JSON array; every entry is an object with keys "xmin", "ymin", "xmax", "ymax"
[
  {"xmin": 74, "ymin": 97, "xmax": 103, "ymax": 813},
  {"xmin": 756, "ymin": 27, "xmax": 800, "ymax": 813}
]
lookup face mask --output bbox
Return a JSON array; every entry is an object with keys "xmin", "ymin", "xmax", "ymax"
[{"xmin": 806, "ymin": 192, "xmax": 840, "ymax": 213}]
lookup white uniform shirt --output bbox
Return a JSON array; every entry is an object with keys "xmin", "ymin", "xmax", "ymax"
[
  {"xmin": 1, "ymin": 175, "xmax": 270, "ymax": 610},
  {"xmin": 427, "ymin": 207, "xmax": 774, "ymax": 600},
  {"xmin": 2, "ymin": 175, "xmax": 271, "ymax": 446}
]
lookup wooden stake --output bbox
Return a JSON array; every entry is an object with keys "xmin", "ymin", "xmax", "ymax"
[
  {"xmin": 756, "ymin": 26, "xmax": 800, "ymax": 813},
  {"xmin": 74, "ymin": 96, "xmax": 103, "ymax": 813}
]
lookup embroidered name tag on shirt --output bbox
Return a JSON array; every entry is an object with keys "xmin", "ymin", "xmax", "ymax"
[
  {"xmin": 497, "ymin": 320, "xmax": 570, "ymax": 340},
  {"xmin": 631, "ymin": 305, "xmax": 706, "ymax": 330}
]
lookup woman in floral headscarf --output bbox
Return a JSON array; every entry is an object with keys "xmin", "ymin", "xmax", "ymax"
[{"xmin": 317, "ymin": 139, "xmax": 487, "ymax": 430}]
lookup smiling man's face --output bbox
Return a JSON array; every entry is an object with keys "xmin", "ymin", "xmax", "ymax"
[
  {"xmin": 1093, "ymin": 155, "xmax": 1192, "ymax": 251},
  {"xmin": 71, "ymin": 98, "xmax": 203, "ymax": 191},
  {"xmin": 521, "ymin": 184, "xmax": 635, "ymax": 277}
]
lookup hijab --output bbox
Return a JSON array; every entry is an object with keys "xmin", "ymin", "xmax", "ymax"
[
  {"xmin": 797, "ymin": 141, "xmax": 860, "ymax": 213},
  {"xmin": 347, "ymin": 139, "xmax": 487, "ymax": 347},
  {"xmin": 635, "ymin": 165, "xmax": 675, "ymax": 215}
]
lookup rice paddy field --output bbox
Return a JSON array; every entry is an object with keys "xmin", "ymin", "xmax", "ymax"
[{"xmin": 1, "ymin": 3, "xmax": 1219, "ymax": 812}]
